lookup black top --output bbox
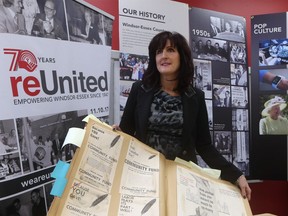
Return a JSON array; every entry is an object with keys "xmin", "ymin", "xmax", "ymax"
[
  {"xmin": 120, "ymin": 81, "xmax": 242, "ymax": 183},
  {"xmin": 146, "ymin": 90, "xmax": 183, "ymax": 160}
]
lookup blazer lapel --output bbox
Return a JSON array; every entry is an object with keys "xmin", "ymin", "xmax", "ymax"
[
  {"xmin": 136, "ymin": 85, "xmax": 155, "ymax": 141},
  {"xmin": 182, "ymin": 87, "xmax": 197, "ymax": 149}
]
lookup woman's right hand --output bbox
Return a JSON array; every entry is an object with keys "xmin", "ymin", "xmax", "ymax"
[{"xmin": 112, "ymin": 124, "xmax": 122, "ymax": 131}]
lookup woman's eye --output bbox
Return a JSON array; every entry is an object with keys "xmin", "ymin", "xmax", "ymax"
[
  {"xmin": 167, "ymin": 47, "xmax": 176, "ymax": 52},
  {"xmin": 156, "ymin": 50, "xmax": 163, "ymax": 54}
]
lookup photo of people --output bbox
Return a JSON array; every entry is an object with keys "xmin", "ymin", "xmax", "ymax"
[
  {"xmin": 0, "ymin": 153, "xmax": 22, "ymax": 181},
  {"xmin": 259, "ymin": 38, "xmax": 288, "ymax": 66},
  {"xmin": 0, "ymin": 0, "xmax": 113, "ymax": 44},
  {"xmin": 259, "ymin": 95, "xmax": 288, "ymax": 135},
  {"xmin": 209, "ymin": 16, "xmax": 221, "ymax": 37},
  {"xmin": 210, "ymin": 17, "xmax": 246, "ymax": 43},
  {"xmin": 0, "ymin": 0, "xmax": 28, "ymax": 35},
  {"xmin": 0, "ymin": 119, "xmax": 19, "ymax": 155},
  {"xmin": 230, "ymin": 42, "xmax": 247, "ymax": 64},
  {"xmin": 230, "ymin": 63, "xmax": 248, "ymax": 86},
  {"xmin": 212, "ymin": 84, "xmax": 231, "ymax": 107},
  {"xmin": 231, "ymin": 86, "xmax": 248, "ymax": 108},
  {"xmin": 16, "ymin": 110, "xmax": 87, "ymax": 173},
  {"xmin": 65, "ymin": 0, "xmax": 113, "ymax": 46},
  {"xmin": 193, "ymin": 59, "xmax": 212, "ymax": 98},
  {"xmin": 214, "ymin": 131, "xmax": 232, "ymax": 154},
  {"xmin": 30, "ymin": 0, "xmax": 67, "ymax": 39},
  {"xmin": 0, "ymin": 185, "xmax": 49, "ymax": 216},
  {"xmin": 192, "ymin": 37, "xmax": 230, "ymax": 62},
  {"xmin": 189, "ymin": 9, "xmax": 246, "ymax": 43},
  {"xmin": 119, "ymin": 53, "xmax": 148, "ymax": 81}
]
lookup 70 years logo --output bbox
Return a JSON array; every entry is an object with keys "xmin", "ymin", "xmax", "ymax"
[{"xmin": 3, "ymin": 48, "xmax": 108, "ymax": 97}]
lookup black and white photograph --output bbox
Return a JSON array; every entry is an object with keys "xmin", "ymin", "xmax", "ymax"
[
  {"xmin": 16, "ymin": 110, "xmax": 87, "ymax": 173},
  {"xmin": 232, "ymin": 109, "xmax": 249, "ymax": 131},
  {"xmin": 0, "ymin": 152, "xmax": 22, "ymax": 181},
  {"xmin": 119, "ymin": 52, "xmax": 148, "ymax": 81},
  {"xmin": 214, "ymin": 131, "xmax": 232, "ymax": 155},
  {"xmin": 0, "ymin": 0, "xmax": 36, "ymax": 35},
  {"xmin": 192, "ymin": 37, "xmax": 230, "ymax": 62},
  {"xmin": 65, "ymin": 0, "xmax": 113, "ymax": 45},
  {"xmin": 0, "ymin": 0, "xmax": 113, "ymax": 44},
  {"xmin": 0, "ymin": 0, "xmax": 68, "ymax": 39},
  {"xmin": 189, "ymin": 7, "xmax": 246, "ymax": 42},
  {"xmin": 230, "ymin": 42, "xmax": 247, "ymax": 64},
  {"xmin": 31, "ymin": 0, "xmax": 68, "ymax": 40},
  {"xmin": 232, "ymin": 131, "xmax": 249, "ymax": 175},
  {"xmin": 209, "ymin": 16, "xmax": 246, "ymax": 42},
  {"xmin": 216, "ymin": 19, "xmax": 246, "ymax": 43},
  {"xmin": 205, "ymin": 100, "xmax": 213, "ymax": 130},
  {"xmin": 230, "ymin": 63, "xmax": 248, "ymax": 86},
  {"xmin": 231, "ymin": 86, "xmax": 248, "ymax": 108},
  {"xmin": 259, "ymin": 38, "xmax": 288, "ymax": 66},
  {"xmin": 193, "ymin": 59, "xmax": 212, "ymax": 98},
  {"xmin": 0, "ymin": 119, "xmax": 18, "ymax": 155},
  {"xmin": 212, "ymin": 84, "xmax": 231, "ymax": 107},
  {"xmin": 0, "ymin": 185, "xmax": 50, "ymax": 216}
]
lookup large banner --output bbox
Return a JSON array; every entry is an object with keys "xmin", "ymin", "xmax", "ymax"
[
  {"xmin": 189, "ymin": 8, "xmax": 250, "ymax": 177},
  {"xmin": 0, "ymin": 34, "xmax": 111, "ymax": 215},
  {"xmin": 250, "ymin": 12, "xmax": 288, "ymax": 180},
  {"xmin": 119, "ymin": 0, "xmax": 189, "ymax": 55},
  {"xmin": 0, "ymin": 35, "xmax": 111, "ymax": 119},
  {"xmin": 116, "ymin": 0, "xmax": 189, "ymax": 121}
]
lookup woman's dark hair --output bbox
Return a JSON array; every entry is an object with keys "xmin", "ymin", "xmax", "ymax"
[{"xmin": 142, "ymin": 31, "xmax": 194, "ymax": 93}]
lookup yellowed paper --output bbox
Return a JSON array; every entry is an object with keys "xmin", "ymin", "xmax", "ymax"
[{"xmin": 48, "ymin": 117, "xmax": 252, "ymax": 216}]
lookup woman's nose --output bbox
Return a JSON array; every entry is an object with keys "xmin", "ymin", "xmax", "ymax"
[{"xmin": 161, "ymin": 50, "xmax": 168, "ymax": 58}]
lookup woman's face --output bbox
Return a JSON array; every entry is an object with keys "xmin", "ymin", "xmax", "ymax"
[
  {"xmin": 225, "ymin": 22, "xmax": 231, "ymax": 30},
  {"xmin": 156, "ymin": 40, "xmax": 180, "ymax": 77},
  {"xmin": 268, "ymin": 105, "xmax": 281, "ymax": 119}
]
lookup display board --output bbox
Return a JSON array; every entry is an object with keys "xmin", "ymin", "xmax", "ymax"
[
  {"xmin": 0, "ymin": 0, "xmax": 114, "ymax": 215},
  {"xmin": 250, "ymin": 12, "xmax": 288, "ymax": 180},
  {"xmin": 189, "ymin": 8, "xmax": 250, "ymax": 177}
]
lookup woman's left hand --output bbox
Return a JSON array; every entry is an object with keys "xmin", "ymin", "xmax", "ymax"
[{"xmin": 237, "ymin": 175, "xmax": 252, "ymax": 201}]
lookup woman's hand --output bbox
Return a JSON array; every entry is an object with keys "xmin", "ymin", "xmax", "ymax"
[
  {"xmin": 236, "ymin": 175, "xmax": 252, "ymax": 201},
  {"xmin": 112, "ymin": 124, "xmax": 122, "ymax": 131}
]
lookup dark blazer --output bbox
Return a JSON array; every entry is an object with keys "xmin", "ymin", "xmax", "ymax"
[
  {"xmin": 52, "ymin": 138, "xmax": 63, "ymax": 156},
  {"xmin": 81, "ymin": 22, "xmax": 102, "ymax": 44},
  {"xmin": 120, "ymin": 81, "xmax": 242, "ymax": 183}
]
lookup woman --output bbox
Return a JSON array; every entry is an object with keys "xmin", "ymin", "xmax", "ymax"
[
  {"xmin": 259, "ymin": 96, "xmax": 288, "ymax": 135},
  {"xmin": 224, "ymin": 21, "xmax": 232, "ymax": 32},
  {"xmin": 115, "ymin": 31, "xmax": 251, "ymax": 200}
]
